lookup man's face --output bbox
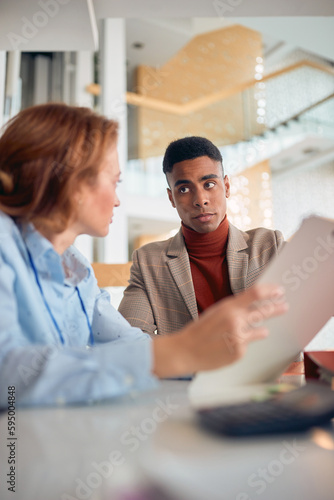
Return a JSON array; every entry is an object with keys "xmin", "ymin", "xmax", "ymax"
[{"xmin": 166, "ymin": 156, "xmax": 230, "ymax": 234}]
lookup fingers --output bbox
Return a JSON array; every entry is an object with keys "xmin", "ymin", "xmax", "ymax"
[
  {"xmin": 173, "ymin": 283, "xmax": 289, "ymax": 374},
  {"xmin": 220, "ymin": 318, "xmax": 269, "ymax": 356},
  {"xmin": 237, "ymin": 284, "xmax": 289, "ymax": 324},
  {"xmin": 246, "ymin": 326, "xmax": 269, "ymax": 342},
  {"xmin": 239, "ymin": 283, "xmax": 286, "ymax": 307},
  {"xmin": 218, "ymin": 284, "xmax": 288, "ymax": 361},
  {"xmin": 201, "ymin": 283, "xmax": 288, "ymax": 346}
]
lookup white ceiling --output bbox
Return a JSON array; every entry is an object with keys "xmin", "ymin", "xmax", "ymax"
[
  {"xmin": 232, "ymin": 17, "xmax": 334, "ymax": 63},
  {"xmin": 125, "ymin": 18, "xmax": 192, "ymax": 88},
  {"xmin": 0, "ymin": 1, "xmax": 333, "ymax": 57},
  {"xmin": 126, "ymin": 19, "xmax": 334, "ymax": 88},
  {"xmin": 0, "ymin": 0, "xmax": 98, "ymax": 51},
  {"xmin": 1, "ymin": 0, "xmax": 334, "ymax": 174},
  {"xmin": 93, "ymin": 0, "xmax": 334, "ymax": 18}
]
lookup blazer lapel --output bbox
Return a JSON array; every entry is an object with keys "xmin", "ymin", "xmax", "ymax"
[
  {"xmin": 164, "ymin": 223, "xmax": 250, "ymax": 314},
  {"xmin": 227, "ymin": 223, "xmax": 250, "ymax": 295},
  {"xmin": 166, "ymin": 229, "xmax": 198, "ymax": 320}
]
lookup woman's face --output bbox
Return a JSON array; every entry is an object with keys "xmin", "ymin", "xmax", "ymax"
[{"xmin": 73, "ymin": 146, "xmax": 121, "ymax": 237}]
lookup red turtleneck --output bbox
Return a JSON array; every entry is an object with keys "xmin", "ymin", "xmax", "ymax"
[{"xmin": 181, "ymin": 217, "xmax": 232, "ymax": 313}]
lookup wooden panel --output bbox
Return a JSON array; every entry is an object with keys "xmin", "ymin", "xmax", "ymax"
[
  {"xmin": 91, "ymin": 262, "xmax": 132, "ymax": 288},
  {"xmin": 138, "ymin": 94, "xmax": 245, "ymax": 158},
  {"xmin": 133, "ymin": 231, "xmax": 178, "ymax": 251},
  {"xmin": 136, "ymin": 24, "xmax": 263, "ymax": 158},
  {"xmin": 127, "ymin": 60, "xmax": 334, "ymax": 115},
  {"xmin": 138, "ymin": 25, "xmax": 262, "ymax": 103}
]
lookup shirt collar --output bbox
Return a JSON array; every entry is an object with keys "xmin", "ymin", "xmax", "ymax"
[
  {"xmin": 19, "ymin": 223, "xmax": 88, "ymax": 287},
  {"xmin": 62, "ymin": 247, "xmax": 90, "ymax": 286},
  {"xmin": 21, "ymin": 222, "xmax": 55, "ymax": 263}
]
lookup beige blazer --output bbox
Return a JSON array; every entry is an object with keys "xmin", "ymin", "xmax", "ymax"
[{"xmin": 118, "ymin": 223, "xmax": 284, "ymax": 335}]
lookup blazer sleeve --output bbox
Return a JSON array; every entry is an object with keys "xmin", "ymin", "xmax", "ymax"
[
  {"xmin": 118, "ymin": 250, "xmax": 157, "ymax": 336},
  {"xmin": 275, "ymin": 229, "xmax": 285, "ymax": 251}
]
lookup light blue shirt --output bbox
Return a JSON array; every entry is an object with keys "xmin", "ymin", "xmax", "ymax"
[{"xmin": 0, "ymin": 211, "xmax": 157, "ymax": 407}]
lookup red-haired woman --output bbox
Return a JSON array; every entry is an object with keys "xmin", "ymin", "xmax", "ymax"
[{"xmin": 0, "ymin": 103, "xmax": 287, "ymax": 407}]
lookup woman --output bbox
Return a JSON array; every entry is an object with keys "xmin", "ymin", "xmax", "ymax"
[{"xmin": 0, "ymin": 103, "xmax": 287, "ymax": 407}]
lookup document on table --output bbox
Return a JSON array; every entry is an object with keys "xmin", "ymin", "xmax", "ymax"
[{"xmin": 189, "ymin": 215, "xmax": 334, "ymax": 407}]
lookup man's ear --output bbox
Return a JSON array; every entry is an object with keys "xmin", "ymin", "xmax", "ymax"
[
  {"xmin": 224, "ymin": 175, "xmax": 230, "ymax": 198},
  {"xmin": 167, "ymin": 187, "xmax": 176, "ymax": 208}
]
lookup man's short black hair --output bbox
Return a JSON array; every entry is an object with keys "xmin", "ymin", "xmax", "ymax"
[{"xmin": 162, "ymin": 136, "xmax": 224, "ymax": 175}]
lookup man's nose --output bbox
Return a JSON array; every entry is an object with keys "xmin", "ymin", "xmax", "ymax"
[{"xmin": 193, "ymin": 190, "xmax": 209, "ymax": 208}]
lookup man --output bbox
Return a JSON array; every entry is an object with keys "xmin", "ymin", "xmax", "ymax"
[{"xmin": 119, "ymin": 136, "xmax": 284, "ymax": 335}]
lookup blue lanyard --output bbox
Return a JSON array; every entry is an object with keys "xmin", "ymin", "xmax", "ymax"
[
  {"xmin": 26, "ymin": 248, "xmax": 94, "ymax": 347},
  {"xmin": 75, "ymin": 285, "xmax": 95, "ymax": 347}
]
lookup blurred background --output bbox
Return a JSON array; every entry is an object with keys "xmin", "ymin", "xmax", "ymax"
[{"xmin": 0, "ymin": 0, "xmax": 334, "ymax": 266}]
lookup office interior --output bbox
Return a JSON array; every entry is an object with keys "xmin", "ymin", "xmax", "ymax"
[
  {"xmin": 1, "ymin": 3, "xmax": 334, "ymax": 341},
  {"xmin": 1, "ymin": 3, "xmax": 334, "ymax": 500}
]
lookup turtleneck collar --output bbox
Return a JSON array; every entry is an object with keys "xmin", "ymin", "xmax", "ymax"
[{"xmin": 181, "ymin": 216, "xmax": 229, "ymax": 258}]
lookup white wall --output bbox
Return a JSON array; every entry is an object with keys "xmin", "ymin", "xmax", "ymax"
[
  {"xmin": 271, "ymin": 159, "xmax": 334, "ymax": 350},
  {"xmin": 271, "ymin": 159, "xmax": 334, "ymax": 239},
  {"xmin": 305, "ymin": 318, "xmax": 334, "ymax": 351}
]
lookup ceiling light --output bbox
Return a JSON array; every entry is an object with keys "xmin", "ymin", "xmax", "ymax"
[
  {"xmin": 132, "ymin": 42, "xmax": 145, "ymax": 49},
  {"xmin": 302, "ymin": 147, "xmax": 321, "ymax": 155}
]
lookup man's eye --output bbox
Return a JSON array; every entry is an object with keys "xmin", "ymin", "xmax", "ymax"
[
  {"xmin": 179, "ymin": 186, "xmax": 190, "ymax": 194},
  {"xmin": 205, "ymin": 181, "xmax": 215, "ymax": 189}
]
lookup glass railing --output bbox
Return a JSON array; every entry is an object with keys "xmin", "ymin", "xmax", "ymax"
[
  {"xmin": 125, "ymin": 60, "xmax": 334, "ymax": 198},
  {"xmin": 125, "ymin": 100, "xmax": 334, "ymax": 197},
  {"xmin": 301, "ymin": 95, "xmax": 334, "ymax": 129},
  {"xmin": 262, "ymin": 65, "xmax": 334, "ymax": 130}
]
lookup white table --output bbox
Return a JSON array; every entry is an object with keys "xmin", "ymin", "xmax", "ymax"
[{"xmin": 1, "ymin": 379, "xmax": 333, "ymax": 500}]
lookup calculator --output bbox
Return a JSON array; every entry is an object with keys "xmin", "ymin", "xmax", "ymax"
[{"xmin": 197, "ymin": 382, "xmax": 334, "ymax": 436}]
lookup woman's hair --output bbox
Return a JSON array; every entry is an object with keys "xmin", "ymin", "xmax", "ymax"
[{"xmin": 0, "ymin": 103, "xmax": 118, "ymax": 232}]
